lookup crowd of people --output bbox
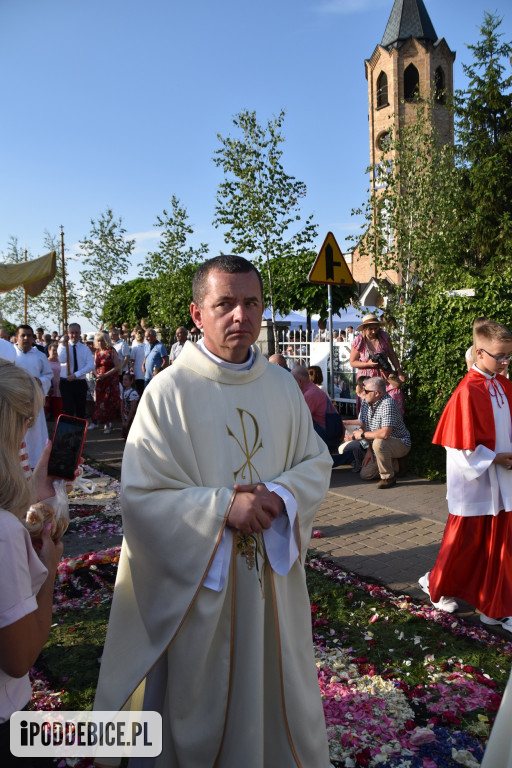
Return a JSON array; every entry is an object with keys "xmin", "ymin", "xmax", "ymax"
[
  {"xmin": 0, "ymin": 322, "xmax": 196, "ymax": 469},
  {"xmin": 1, "ymin": 261, "xmax": 512, "ymax": 765}
]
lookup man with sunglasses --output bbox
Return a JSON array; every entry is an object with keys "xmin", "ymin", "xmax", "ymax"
[{"xmin": 353, "ymin": 377, "xmax": 411, "ymax": 488}]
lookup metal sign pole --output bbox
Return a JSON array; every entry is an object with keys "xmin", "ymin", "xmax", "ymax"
[{"xmin": 328, "ymin": 283, "xmax": 334, "ymax": 399}]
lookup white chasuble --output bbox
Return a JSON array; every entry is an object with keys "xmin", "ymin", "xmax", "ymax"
[{"xmin": 94, "ymin": 342, "xmax": 333, "ymax": 768}]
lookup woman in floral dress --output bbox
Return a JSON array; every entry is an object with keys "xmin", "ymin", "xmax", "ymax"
[
  {"xmin": 93, "ymin": 331, "xmax": 121, "ymax": 434},
  {"xmin": 349, "ymin": 314, "xmax": 406, "ymax": 413}
]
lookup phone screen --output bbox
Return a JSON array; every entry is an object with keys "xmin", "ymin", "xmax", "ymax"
[{"xmin": 48, "ymin": 415, "xmax": 87, "ymax": 480}]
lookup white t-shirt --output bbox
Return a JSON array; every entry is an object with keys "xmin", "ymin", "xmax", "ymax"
[
  {"xmin": 0, "ymin": 509, "xmax": 47, "ymax": 722},
  {"xmin": 0, "ymin": 338, "xmax": 15, "ymax": 362},
  {"xmin": 130, "ymin": 341, "xmax": 146, "ymax": 380}
]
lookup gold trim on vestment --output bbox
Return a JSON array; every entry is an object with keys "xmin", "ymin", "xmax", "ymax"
[
  {"xmin": 116, "ymin": 489, "xmax": 237, "ymax": 714},
  {"xmin": 269, "ymin": 568, "xmax": 304, "ymax": 767},
  {"xmin": 213, "ymin": 533, "xmax": 238, "ymax": 767}
]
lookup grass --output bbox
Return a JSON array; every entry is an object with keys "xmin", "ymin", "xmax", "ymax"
[
  {"xmin": 37, "ymin": 605, "xmax": 110, "ymax": 711},
  {"xmin": 30, "ymin": 473, "xmax": 512, "ymax": 765},
  {"xmin": 306, "ymin": 559, "xmax": 510, "ymax": 693}
]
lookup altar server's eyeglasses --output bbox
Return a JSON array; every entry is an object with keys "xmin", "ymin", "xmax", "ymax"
[{"xmin": 480, "ymin": 349, "xmax": 512, "ymax": 364}]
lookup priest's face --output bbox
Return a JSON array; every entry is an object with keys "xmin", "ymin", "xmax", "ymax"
[{"xmin": 190, "ymin": 269, "xmax": 263, "ymax": 364}]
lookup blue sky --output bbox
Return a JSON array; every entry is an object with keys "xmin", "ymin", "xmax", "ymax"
[{"xmin": 1, "ymin": 0, "xmax": 511, "ymax": 330}]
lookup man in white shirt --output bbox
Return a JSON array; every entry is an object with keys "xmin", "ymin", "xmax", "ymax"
[
  {"xmin": 110, "ymin": 327, "xmax": 130, "ymax": 373},
  {"xmin": 57, "ymin": 322, "xmax": 94, "ymax": 419},
  {"xmin": 14, "ymin": 325, "xmax": 53, "ymax": 467},
  {"xmin": 169, "ymin": 326, "xmax": 189, "ymax": 363}
]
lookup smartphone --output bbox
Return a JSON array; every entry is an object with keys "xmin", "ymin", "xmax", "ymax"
[{"xmin": 48, "ymin": 414, "xmax": 88, "ymax": 480}]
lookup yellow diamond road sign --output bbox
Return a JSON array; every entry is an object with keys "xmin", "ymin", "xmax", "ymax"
[{"xmin": 308, "ymin": 232, "xmax": 354, "ymax": 285}]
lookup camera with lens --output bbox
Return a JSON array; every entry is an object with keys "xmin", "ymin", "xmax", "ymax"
[{"xmin": 369, "ymin": 352, "xmax": 392, "ymax": 373}]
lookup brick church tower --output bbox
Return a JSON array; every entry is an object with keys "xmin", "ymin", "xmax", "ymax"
[{"xmin": 350, "ymin": 0, "xmax": 456, "ymax": 297}]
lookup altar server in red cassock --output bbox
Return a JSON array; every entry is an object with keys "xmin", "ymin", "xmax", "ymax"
[{"xmin": 419, "ymin": 321, "xmax": 512, "ymax": 631}]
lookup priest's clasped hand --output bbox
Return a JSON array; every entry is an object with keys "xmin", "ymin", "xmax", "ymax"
[{"xmin": 228, "ymin": 483, "xmax": 284, "ymax": 534}]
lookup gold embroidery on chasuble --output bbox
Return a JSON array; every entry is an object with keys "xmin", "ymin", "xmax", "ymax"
[
  {"xmin": 227, "ymin": 408, "xmax": 266, "ymax": 594},
  {"xmin": 235, "ymin": 532, "xmax": 266, "ymax": 595},
  {"xmin": 226, "ymin": 408, "xmax": 263, "ymax": 483}
]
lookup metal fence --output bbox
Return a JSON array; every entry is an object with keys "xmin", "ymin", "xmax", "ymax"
[{"xmin": 277, "ymin": 332, "xmax": 358, "ymax": 415}]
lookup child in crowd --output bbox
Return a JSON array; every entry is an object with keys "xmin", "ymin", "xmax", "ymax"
[
  {"xmin": 465, "ymin": 316, "xmax": 491, "ymax": 371},
  {"xmin": 385, "ymin": 372, "xmax": 404, "ymax": 415},
  {"xmin": 308, "ymin": 365, "xmax": 327, "ymax": 393},
  {"xmin": 84, "ymin": 335, "xmax": 97, "ymax": 430},
  {"xmin": 121, "ymin": 372, "xmax": 139, "ymax": 440},
  {"xmin": 419, "ymin": 320, "xmax": 512, "ymax": 629},
  {"xmin": 355, "ymin": 374, "xmax": 369, "ymax": 415}
]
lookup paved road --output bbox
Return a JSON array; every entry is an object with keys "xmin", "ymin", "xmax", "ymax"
[{"xmin": 82, "ymin": 427, "xmax": 490, "ymax": 629}]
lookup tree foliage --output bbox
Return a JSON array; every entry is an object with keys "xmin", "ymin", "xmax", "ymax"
[
  {"xmin": 354, "ymin": 99, "xmax": 468, "ymax": 299},
  {"xmin": 213, "ymin": 110, "xmax": 318, "ymax": 342},
  {"xmin": 0, "ymin": 237, "xmax": 33, "ymax": 325},
  {"xmin": 267, "ymin": 250, "xmax": 357, "ymax": 321},
  {"xmin": 141, "ymin": 196, "xmax": 208, "ymax": 334},
  {"xmin": 30, "ymin": 231, "xmax": 80, "ymax": 333},
  {"xmin": 102, "ymin": 277, "xmax": 153, "ymax": 329},
  {"xmin": 78, "ymin": 208, "xmax": 135, "ymax": 327},
  {"xmin": 351, "ymin": 82, "xmax": 512, "ymax": 477},
  {"xmin": 454, "ymin": 12, "xmax": 512, "ymax": 269},
  {"xmin": 399, "ymin": 273, "xmax": 512, "ymax": 478}
]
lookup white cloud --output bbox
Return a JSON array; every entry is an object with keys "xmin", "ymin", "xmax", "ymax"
[
  {"xmin": 332, "ymin": 221, "xmax": 363, "ymax": 231},
  {"xmin": 66, "ymin": 230, "xmax": 163, "ymax": 259},
  {"xmin": 129, "ymin": 230, "xmax": 163, "ymax": 243},
  {"xmin": 129, "ymin": 230, "xmax": 163, "ymax": 256},
  {"xmin": 315, "ymin": 0, "xmax": 387, "ymax": 15}
]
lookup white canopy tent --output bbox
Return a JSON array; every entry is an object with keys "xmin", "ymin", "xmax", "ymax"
[{"xmin": 263, "ymin": 306, "xmax": 379, "ymax": 331}]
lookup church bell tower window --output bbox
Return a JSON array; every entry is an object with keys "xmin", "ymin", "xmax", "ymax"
[
  {"xmin": 434, "ymin": 66, "xmax": 446, "ymax": 103},
  {"xmin": 376, "ymin": 71, "xmax": 389, "ymax": 109},
  {"xmin": 404, "ymin": 63, "xmax": 420, "ymax": 101}
]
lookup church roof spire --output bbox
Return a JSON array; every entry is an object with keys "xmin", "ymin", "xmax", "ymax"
[{"xmin": 381, "ymin": 0, "xmax": 438, "ymax": 49}]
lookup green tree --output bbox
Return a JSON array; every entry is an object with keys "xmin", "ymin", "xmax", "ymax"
[
  {"xmin": 0, "ymin": 237, "xmax": 34, "ymax": 325},
  {"xmin": 78, "ymin": 209, "xmax": 135, "ymax": 326},
  {"xmin": 102, "ymin": 277, "xmax": 153, "ymax": 329},
  {"xmin": 141, "ymin": 196, "xmax": 208, "ymax": 335},
  {"xmin": 353, "ymin": 98, "xmax": 468, "ymax": 353},
  {"xmin": 213, "ymin": 110, "xmax": 318, "ymax": 347},
  {"xmin": 268, "ymin": 250, "xmax": 357, "ymax": 323},
  {"xmin": 351, "ymin": 99, "xmax": 474, "ymax": 477},
  {"xmin": 167, "ymin": 261, "xmax": 202, "ymax": 336},
  {"xmin": 455, "ymin": 12, "xmax": 512, "ymax": 268},
  {"xmin": 30, "ymin": 231, "xmax": 80, "ymax": 332}
]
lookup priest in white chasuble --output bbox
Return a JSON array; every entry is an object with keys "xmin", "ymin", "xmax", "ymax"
[{"xmin": 94, "ymin": 255, "xmax": 333, "ymax": 768}]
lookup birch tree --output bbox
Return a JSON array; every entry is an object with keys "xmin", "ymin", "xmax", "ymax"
[
  {"xmin": 78, "ymin": 209, "xmax": 135, "ymax": 326},
  {"xmin": 213, "ymin": 110, "xmax": 318, "ymax": 348}
]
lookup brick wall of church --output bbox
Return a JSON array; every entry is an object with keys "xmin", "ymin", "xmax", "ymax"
[{"xmin": 360, "ymin": 32, "xmax": 455, "ymax": 289}]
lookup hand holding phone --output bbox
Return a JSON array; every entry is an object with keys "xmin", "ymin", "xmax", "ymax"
[{"xmin": 48, "ymin": 414, "xmax": 88, "ymax": 480}]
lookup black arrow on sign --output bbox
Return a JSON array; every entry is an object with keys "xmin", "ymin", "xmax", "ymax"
[{"xmin": 325, "ymin": 243, "xmax": 341, "ymax": 281}]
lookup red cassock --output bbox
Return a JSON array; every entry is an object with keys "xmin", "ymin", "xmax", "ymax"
[{"xmin": 429, "ymin": 369, "xmax": 512, "ymax": 618}]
